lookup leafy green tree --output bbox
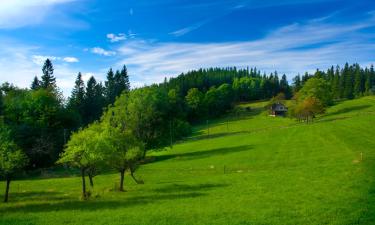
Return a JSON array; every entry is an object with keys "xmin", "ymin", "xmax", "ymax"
[
  {"xmin": 292, "ymin": 97, "xmax": 325, "ymax": 123},
  {"xmin": 57, "ymin": 122, "xmax": 107, "ymax": 199},
  {"xmin": 41, "ymin": 59, "xmax": 56, "ymax": 89},
  {"xmin": 2, "ymin": 88, "xmax": 65, "ymax": 167},
  {"xmin": 185, "ymin": 88, "xmax": 204, "ymax": 121},
  {"xmin": 297, "ymin": 77, "xmax": 332, "ymax": 106},
  {"xmin": 103, "ymin": 124, "xmax": 144, "ymax": 191},
  {"xmin": 0, "ymin": 126, "xmax": 28, "ymax": 202}
]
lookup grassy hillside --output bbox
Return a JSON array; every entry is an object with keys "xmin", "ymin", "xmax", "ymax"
[{"xmin": 1, "ymin": 97, "xmax": 375, "ymax": 225}]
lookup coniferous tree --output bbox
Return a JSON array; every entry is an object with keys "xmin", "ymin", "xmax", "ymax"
[
  {"xmin": 31, "ymin": 76, "xmax": 41, "ymax": 90},
  {"xmin": 343, "ymin": 63, "xmax": 354, "ymax": 99},
  {"xmin": 331, "ymin": 66, "xmax": 341, "ymax": 99},
  {"xmin": 41, "ymin": 59, "xmax": 56, "ymax": 89},
  {"xmin": 365, "ymin": 70, "xmax": 371, "ymax": 95},
  {"xmin": 83, "ymin": 77, "xmax": 105, "ymax": 125},
  {"xmin": 292, "ymin": 74, "xmax": 302, "ymax": 93},
  {"xmin": 68, "ymin": 72, "xmax": 86, "ymax": 124},
  {"xmin": 120, "ymin": 65, "xmax": 130, "ymax": 91},
  {"xmin": 353, "ymin": 66, "xmax": 362, "ymax": 97},
  {"xmin": 105, "ymin": 68, "xmax": 116, "ymax": 104}
]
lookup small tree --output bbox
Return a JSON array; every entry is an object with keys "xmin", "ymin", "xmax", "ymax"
[
  {"xmin": 0, "ymin": 127, "xmax": 28, "ymax": 203},
  {"xmin": 57, "ymin": 122, "xmax": 107, "ymax": 199},
  {"xmin": 292, "ymin": 97, "xmax": 325, "ymax": 123},
  {"xmin": 103, "ymin": 123, "xmax": 144, "ymax": 192}
]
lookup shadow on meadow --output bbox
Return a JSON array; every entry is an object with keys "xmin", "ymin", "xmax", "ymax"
[
  {"xmin": 153, "ymin": 183, "xmax": 229, "ymax": 193},
  {"xmin": 151, "ymin": 145, "xmax": 253, "ymax": 162},
  {"xmin": 326, "ymin": 105, "xmax": 372, "ymax": 117},
  {"xmin": 186, "ymin": 131, "xmax": 249, "ymax": 142},
  {"xmin": 8, "ymin": 191, "xmax": 74, "ymax": 202},
  {"xmin": 0, "ymin": 183, "xmax": 228, "ymax": 213}
]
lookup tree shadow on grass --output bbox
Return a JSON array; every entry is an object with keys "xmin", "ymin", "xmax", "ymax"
[
  {"xmin": 153, "ymin": 183, "xmax": 228, "ymax": 193},
  {"xmin": 325, "ymin": 105, "xmax": 371, "ymax": 117},
  {"xmin": 185, "ymin": 131, "xmax": 248, "ymax": 142},
  {"xmin": 150, "ymin": 144, "xmax": 253, "ymax": 163},
  {"xmin": 8, "ymin": 191, "xmax": 74, "ymax": 202},
  {"xmin": 0, "ymin": 192, "xmax": 207, "ymax": 213}
]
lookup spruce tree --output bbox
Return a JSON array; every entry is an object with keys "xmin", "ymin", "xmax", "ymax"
[
  {"xmin": 331, "ymin": 66, "xmax": 341, "ymax": 99},
  {"xmin": 343, "ymin": 63, "xmax": 354, "ymax": 99},
  {"xmin": 69, "ymin": 72, "xmax": 86, "ymax": 117},
  {"xmin": 105, "ymin": 68, "xmax": 116, "ymax": 104},
  {"xmin": 353, "ymin": 66, "xmax": 362, "ymax": 97},
  {"xmin": 365, "ymin": 69, "xmax": 371, "ymax": 95},
  {"xmin": 41, "ymin": 59, "xmax": 56, "ymax": 89},
  {"xmin": 31, "ymin": 76, "xmax": 41, "ymax": 90},
  {"xmin": 120, "ymin": 65, "xmax": 130, "ymax": 91},
  {"xmin": 292, "ymin": 74, "xmax": 302, "ymax": 93}
]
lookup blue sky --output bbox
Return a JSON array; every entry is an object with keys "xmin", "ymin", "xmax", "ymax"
[{"xmin": 0, "ymin": 0, "xmax": 375, "ymax": 96}]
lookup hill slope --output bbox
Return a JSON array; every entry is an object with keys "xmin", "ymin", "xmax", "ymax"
[{"xmin": 1, "ymin": 97, "xmax": 375, "ymax": 225}]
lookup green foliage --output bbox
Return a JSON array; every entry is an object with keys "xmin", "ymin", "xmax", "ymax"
[
  {"xmin": 296, "ymin": 77, "xmax": 333, "ymax": 106},
  {"xmin": 57, "ymin": 122, "xmax": 107, "ymax": 169},
  {"xmin": 0, "ymin": 127, "xmax": 28, "ymax": 177}
]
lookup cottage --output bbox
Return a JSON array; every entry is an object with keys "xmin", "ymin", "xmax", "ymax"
[{"xmin": 270, "ymin": 102, "xmax": 288, "ymax": 116}]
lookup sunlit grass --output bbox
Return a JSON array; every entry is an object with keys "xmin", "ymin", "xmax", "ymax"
[{"xmin": 1, "ymin": 97, "xmax": 375, "ymax": 225}]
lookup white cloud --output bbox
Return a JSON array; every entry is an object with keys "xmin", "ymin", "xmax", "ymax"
[
  {"xmin": 63, "ymin": 57, "xmax": 79, "ymax": 63},
  {"xmin": 0, "ymin": 0, "xmax": 76, "ymax": 29},
  {"xmin": 107, "ymin": 33, "xmax": 127, "ymax": 43},
  {"xmin": 91, "ymin": 47, "xmax": 116, "ymax": 56},
  {"xmin": 32, "ymin": 55, "xmax": 79, "ymax": 65},
  {"xmin": 118, "ymin": 14, "xmax": 375, "ymax": 85},
  {"xmin": 32, "ymin": 55, "xmax": 60, "ymax": 65}
]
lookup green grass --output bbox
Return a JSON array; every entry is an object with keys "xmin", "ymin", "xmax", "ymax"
[{"xmin": 1, "ymin": 96, "xmax": 375, "ymax": 225}]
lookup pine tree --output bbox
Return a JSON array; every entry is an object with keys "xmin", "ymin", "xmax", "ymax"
[
  {"xmin": 331, "ymin": 66, "xmax": 341, "ymax": 99},
  {"xmin": 84, "ymin": 77, "xmax": 105, "ymax": 125},
  {"xmin": 365, "ymin": 69, "xmax": 371, "ymax": 95},
  {"xmin": 105, "ymin": 68, "xmax": 116, "ymax": 104},
  {"xmin": 353, "ymin": 65, "xmax": 363, "ymax": 97},
  {"xmin": 120, "ymin": 65, "xmax": 130, "ymax": 91},
  {"xmin": 31, "ymin": 76, "xmax": 41, "ymax": 90},
  {"xmin": 41, "ymin": 59, "xmax": 56, "ymax": 89},
  {"xmin": 69, "ymin": 72, "xmax": 85, "ymax": 110},
  {"xmin": 292, "ymin": 74, "xmax": 302, "ymax": 93},
  {"xmin": 343, "ymin": 63, "xmax": 354, "ymax": 99}
]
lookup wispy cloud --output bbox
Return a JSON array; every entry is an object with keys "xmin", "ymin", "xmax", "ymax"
[
  {"xmin": 91, "ymin": 47, "xmax": 116, "ymax": 56},
  {"xmin": 118, "ymin": 13, "xmax": 375, "ymax": 86},
  {"xmin": 32, "ymin": 55, "xmax": 79, "ymax": 65},
  {"xmin": 0, "ymin": 0, "xmax": 76, "ymax": 29},
  {"xmin": 169, "ymin": 20, "xmax": 209, "ymax": 37},
  {"xmin": 107, "ymin": 33, "xmax": 127, "ymax": 43}
]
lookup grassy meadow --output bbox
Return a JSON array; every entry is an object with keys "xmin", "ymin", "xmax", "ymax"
[{"xmin": 1, "ymin": 96, "xmax": 375, "ymax": 225}]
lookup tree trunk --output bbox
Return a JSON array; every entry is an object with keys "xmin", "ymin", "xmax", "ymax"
[
  {"xmin": 119, "ymin": 169, "xmax": 125, "ymax": 192},
  {"xmin": 81, "ymin": 168, "xmax": 87, "ymax": 199},
  {"xmin": 4, "ymin": 176, "xmax": 10, "ymax": 203},
  {"xmin": 88, "ymin": 173, "xmax": 94, "ymax": 188}
]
